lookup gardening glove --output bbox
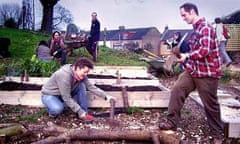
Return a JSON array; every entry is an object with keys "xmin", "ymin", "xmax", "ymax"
[{"xmin": 79, "ymin": 112, "xmax": 94, "ymax": 122}]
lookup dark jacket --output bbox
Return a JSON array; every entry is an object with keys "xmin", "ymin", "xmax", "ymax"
[
  {"xmin": 172, "ymin": 32, "xmax": 190, "ymax": 53},
  {"xmin": 89, "ymin": 19, "xmax": 100, "ymax": 42}
]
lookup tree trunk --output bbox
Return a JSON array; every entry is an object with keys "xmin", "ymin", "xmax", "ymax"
[
  {"xmin": 39, "ymin": 0, "xmax": 59, "ymax": 33},
  {"xmin": 31, "ymin": 122, "xmax": 180, "ymax": 144}
]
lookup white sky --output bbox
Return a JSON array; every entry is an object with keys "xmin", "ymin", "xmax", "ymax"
[{"xmin": 1, "ymin": 0, "xmax": 240, "ymax": 33}]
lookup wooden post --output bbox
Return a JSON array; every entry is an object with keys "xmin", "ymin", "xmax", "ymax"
[
  {"xmin": 121, "ymin": 86, "xmax": 129, "ymax": 110},
  {"xmin": 116, "ymin": 70, "xmax": 121, "ymax": 84},
  {"xmin": 0, "ymin": 134, "xmax": 5, "ymax": 144},
  {"xmin": 110, "ymin": 99, "xmax": 116, "ymax": 121},
  {"xmin": 24, "ymin": 70, "xmax": 29, "ymax": 81}
]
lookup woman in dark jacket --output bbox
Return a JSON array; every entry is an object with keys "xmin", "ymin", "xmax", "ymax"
[
  {"xmin": 172, "ymin": 32, "xmax": 190, "ymax": 53},
  {"xmin": 172, "ymin": 32, "xmax": 190, "ymax": 72}
]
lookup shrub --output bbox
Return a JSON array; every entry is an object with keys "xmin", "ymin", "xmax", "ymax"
[
  {"xmin": 19, "ymin": 55, "xmax": 60, "ymax": 77},
  {"xmin": 4, "ymin": 18, "xmax": 17, "ymax": 28}
]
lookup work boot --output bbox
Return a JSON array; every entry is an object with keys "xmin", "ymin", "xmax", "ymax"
[
  {"xmin": 48, "ymin": 114, "xmax": 57, "ymax": 119},
  {"xmin": 159, "ymin": 120, "xmax": 177, "ymax": 130}
]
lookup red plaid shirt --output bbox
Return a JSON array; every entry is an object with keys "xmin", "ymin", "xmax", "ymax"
[{"xmin": 185, "ymin": 18, "xmax": 222, "ymax": 79}]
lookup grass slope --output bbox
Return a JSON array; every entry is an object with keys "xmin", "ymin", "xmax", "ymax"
[{"xmin": 0, "ymin": 28, "xmax": 147, "ymax": 76}]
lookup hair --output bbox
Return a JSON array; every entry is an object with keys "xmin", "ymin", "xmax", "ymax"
[
  {"xmin": 180, "ymin": 3, "xmax": 199, "ymax": 15},
  {"xmin": 92, "ymin": 12, "xmax": 97, "ymax": 16},
  {"xmin": 214, "ymin": 17, "xmax": 222, "ymax": 24},
  {"xmin": 74, "ymin": 57, "xmax": 94, "ymax": 70},
  {"xmin": 38, "ymin": 40, "xmax": 48, "ymax": 46},
  {"xmin": 52, "ymin": 31, "xmax": 61, "ymax": 38},
  {"xmin": 174, "ymin": 32, "xmax": 182, "ymax": 42}
]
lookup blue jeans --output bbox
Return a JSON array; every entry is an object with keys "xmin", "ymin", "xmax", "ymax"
[
  {"xmin": 219, "ymin": 41, "xmax": 232, "ymax": 65},
  {"xmin": 53, "ymin": 48, "xmax": 67, "ymax": 65},
  {"xmin": 41, "ymin": 82, "xmax": 88, "ymax": 116}
]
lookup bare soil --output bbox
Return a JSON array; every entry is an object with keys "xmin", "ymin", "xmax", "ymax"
[{"xmin": 0, "ymin": 73, "xmax": 240, "ymax": 143}]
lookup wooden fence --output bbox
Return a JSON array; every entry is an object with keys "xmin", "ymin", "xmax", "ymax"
[{"xmin": 225, "ymin": 24, "xmax": 240, "ymax": 51}]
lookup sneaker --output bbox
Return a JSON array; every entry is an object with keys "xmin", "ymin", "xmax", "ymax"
[
  {"xmin": 49, "ymin": 114, "xmax": 57, "ymax": 118},
  {"xmin": 159, "ymin": 121, "xmax": 176, "ymax": 130},
  {"xmin": 80, "ymin": 114, "xmax": 94, "ymax": 122}
]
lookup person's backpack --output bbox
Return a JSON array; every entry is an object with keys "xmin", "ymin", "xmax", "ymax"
[{"xmin": 223, "ymin": 25, "xmax": 231, "ymax": 39}]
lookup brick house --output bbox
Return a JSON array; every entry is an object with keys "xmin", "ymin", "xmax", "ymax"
[{"xmin": 99, "ymin": 26, "xmax": 161, "ymax": 55}]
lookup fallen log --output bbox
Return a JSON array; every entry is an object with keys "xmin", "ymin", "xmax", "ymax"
[{"xmin": 31, "ymin": 122, "xmax": 180, "ymax": 144}]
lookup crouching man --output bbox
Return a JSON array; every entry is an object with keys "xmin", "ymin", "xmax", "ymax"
[{"xmin": 41, "ymin": 57, "xmax": 116, "ymax": 121}]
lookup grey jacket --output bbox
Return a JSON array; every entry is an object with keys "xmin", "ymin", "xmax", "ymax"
[
  {"xmin": 41, "ymin": 64, "xmax": 107, "ymax": 115},
  {"xmin": 36, "ymin": 45, "xmax": 53, "ymax": 62}
]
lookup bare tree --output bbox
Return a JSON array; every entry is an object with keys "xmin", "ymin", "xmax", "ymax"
[
  {"xmin": 53, "ymin": 4, "xmax": 73, "ymax": 31},
  {"xmin": 0, "ymin": 3, "xmax": 21, "ymax": 27},
  {"xmin": 39, "ymin": 0, "xmax": 60, "ymax": 33}
]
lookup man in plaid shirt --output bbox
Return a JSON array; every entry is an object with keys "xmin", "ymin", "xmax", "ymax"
[{"xmin": 159, "ymin": 3, "xmax": 223, "ymax": 144}]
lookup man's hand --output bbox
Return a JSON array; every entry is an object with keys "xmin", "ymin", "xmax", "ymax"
[
  {"xmin": 177, "ymin": 53, "xmax": 189, "ymax": 63},
  {"xmin": 105, "ymin": 95, "xmax": 117, "ymax": 102}
]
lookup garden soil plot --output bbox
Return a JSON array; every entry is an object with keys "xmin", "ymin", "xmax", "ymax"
[{"xmin": 0, "ymin": 76, "xmax": 240, "ymax": 143}]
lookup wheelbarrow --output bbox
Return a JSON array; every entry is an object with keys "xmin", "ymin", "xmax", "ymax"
[
  {"xmin": 140, "ymin": 49, "xmax": 177, "ymax": 77},
  {"xmin": 64, "ymin": 32, "xmax": 88, "ymax": 56}
]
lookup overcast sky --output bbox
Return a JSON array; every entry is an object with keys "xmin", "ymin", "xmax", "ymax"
[{"xmin": 1, "ymin": 0, "xmax": 240, "ymax": 32}]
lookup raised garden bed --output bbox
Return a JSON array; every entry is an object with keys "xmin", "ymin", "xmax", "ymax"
[{"xmin": 0, "ymin": 66, "xmax": 170, "ymax": 108}]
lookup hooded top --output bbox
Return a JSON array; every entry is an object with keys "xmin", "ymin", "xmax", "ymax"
[{"xmin": 41, "ymin": 64, "xmax": 107, "ymax": 115}]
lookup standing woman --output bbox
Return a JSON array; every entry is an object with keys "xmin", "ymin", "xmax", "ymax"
[{"xmin": 49, "ymin": 31, "xmax": 67, "ymax": 65}]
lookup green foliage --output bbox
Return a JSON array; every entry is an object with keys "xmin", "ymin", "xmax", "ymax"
[
  {"xmin": 17, "ymin": 115, "xmax": 38, "ymax": 123},
  {"xmin": 220, "ymin": 70, "xmax": 232, "ymax": 83},
  {"xmin": 0, "ymin": 28, "xmax": 148, "ymax": 77},
  {"xmin": 4, "ymin": 18, "xmax": 17, "ymax": 28},
  {"xmin": 67, "ymin": 46, "xmax": 148, "ymax": 66},
  {"xmin": 0, "ymin": 28, "xmax": 49, "ymax": 61},
  {"xmin": 19, "ymin": 55, "xmax": 60, "ymax": 77},
  {"xmin": 162, "ymin": 111, "xmax": 168, "ymax": 118},
  {"xmin": 181, "ymin": 109, "xmax": 191, "ymax": 115},
  {"xmin": 125, "ymin": 107, "xmax": 144, "ymax": 115}
]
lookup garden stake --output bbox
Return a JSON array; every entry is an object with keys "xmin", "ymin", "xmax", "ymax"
[
  {"xmin": 20, "ymin": 73, "xmax": 24, "ymax": 81},
  {"xmin": 110, "ymin": 99, "xmax": 116, "ymax": 122},
  {"xmin": 121, "ymin": 86, "xmax": 129, "ymax": 110},
  {"xmin": 0, "ymin": 134, "xmax": 6, "ymax": 144},
  {"xmin": 116, "ymin": 70, "xmax": 121, "ymax": 84},
  {"xmin": 24, "ymin": 70, "xmax": 29, "ymax": 81}
]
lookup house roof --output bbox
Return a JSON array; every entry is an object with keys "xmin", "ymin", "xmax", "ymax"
[
  {"xmin": 99, "ymin": 27, "xmax": 159, "ymax": 41},
  {"xmin": 222, "ymin": 10, "xmax": 240, "ymax": 24},
  {"xmin": 160, "ymin": 29, "xmax": 193, "ymax": 41}
]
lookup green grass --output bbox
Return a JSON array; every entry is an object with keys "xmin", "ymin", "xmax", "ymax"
[
  {"xmin": 0, "ymin": 28, "xmax": 148, "ymax": 76},
  {"xmin": 0, "ymin": 28, "xmax": 49, "ymax": 60}
]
